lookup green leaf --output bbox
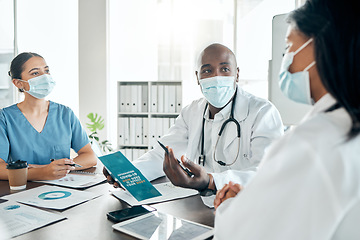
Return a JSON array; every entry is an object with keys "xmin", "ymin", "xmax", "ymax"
[{"xmin": 86, "ymin": 113, "xmax": 105, "ymax": 132}]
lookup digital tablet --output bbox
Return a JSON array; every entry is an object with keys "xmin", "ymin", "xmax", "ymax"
[{"xmin": 112, "ymin": 211, "xmax": 213, "ymax": 240}]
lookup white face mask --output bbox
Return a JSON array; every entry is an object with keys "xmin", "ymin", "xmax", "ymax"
[
  {"xmin": 279, "ymin": 38, "xmax": 316, "ymax": 105},
  {"xmin": 199, "ymin": 76, "xmax": 236, "ymax": 108},
  {"xmin": 19, "ymin": 74, "xmax": 56, "ymax": 99}
]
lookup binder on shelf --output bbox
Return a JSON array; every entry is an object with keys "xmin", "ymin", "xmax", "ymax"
[
  {"xmin": 163, "ymin": 85, "xmax": 169, "ymax": 113},
  {"xmin": 141, "ymin": 85, "xmax": 148, "ymax": 112},
  {"xmin": 149, "ymin": 118, "xmax": 157, "ymax": 148},
  {"xmin": 151, "ymin": 85, "xmax": 157, "ymax": 113},
  {"xmin": 137, "ymin": 85, "xmax": 142, "ymax": 112},
  {"xmin": 135, "ymin": 118, "xmax": 143, "ymax": 145},
  {"xmin": 142, "ymin": 118, "xmax": 149, "ymax": 145},
  {"xmin": 176, "ymin": 84, "xmax": 182, "ymax": 113},
  {"xmin": 132, "ymin": 149, "xmax": 139, "ymax": 161},
  {"xmin": 169, "ymin": 85, "xmax": 176, "ymax": 113},
  {"xmin": 125, "ymin": 85, "xmax": 131, "ymax": 112},
  {"xmin": 162, "ymin": 118, "xmax": 170, "ymax": 136},
  {"xmin": 131, "ymin": 85, "xmax": 138, "ymax": 113},
  {"xmin": 124, "ymin": 148, "xmax": 132, "ymax": 161},
  {"xmin": 123, "ymin": 118, "xmax": 130, "ymax": 145},
  {"xmin": 156, "ymin": 118, "xmax": 163, "ymax": 140},
  {"xmin": 157, "ymin": 85, "xmax": 164, "ymax": 113},
  {"xmin": 129, "ymin": 117, "xmax": 136, "ymax": 145},
  {"xmin": 118, "ymin": 118, "xmax": 125, "ymax": 145},
  {"xmin": 119, "ymin": 84, "xmax": 126, "ymax": 112}
]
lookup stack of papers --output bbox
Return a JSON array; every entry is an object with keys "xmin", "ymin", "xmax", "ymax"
[
  {"xmin": 34, "ymin": 173, "xmax": 106, "ymax": 189},
  {"xmin": 0, "ymin": 200, "xmax": 65, "ymax": 237},
  {"xmin": 1, "ymin": 185, "xmax": 101, "ymax": 210},
  {"xmin": 112, "ymin": 182, "xmax": 198, "ymax": 206}
]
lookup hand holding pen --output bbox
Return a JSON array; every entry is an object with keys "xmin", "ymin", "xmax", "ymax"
[
  {"xmin": 162, "ymin": 146, "xmax": 211, "ymax": 191},
  {"xmin": 39, "ymin": 159, "xmax": 80, "ymax": 180},
  {"xmin": 157, "ymin": 141, "xmax": 194, "ymax": 177},
  {"xmin": 50, "ymin": 159, "xmax": 82, "ymax": 168}
]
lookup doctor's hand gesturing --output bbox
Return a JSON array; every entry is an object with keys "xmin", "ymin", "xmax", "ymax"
[
  {"xmin": 163, "ymin": 147, "xmax": 213, "ymax": 191},
  {"xmin": 214, "ymin": 181, "xmax": 242, "ymax": 210}
]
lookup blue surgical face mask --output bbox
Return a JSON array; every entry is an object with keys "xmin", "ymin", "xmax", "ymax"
[
  {"xmin": 19, "ymin": 74, "xmax": 56, "ymax": 99},
  {"xmin": 199, "ymin": 75, "xmax": 236, "ymax": 108},
  {"xmin": 279, "ymin": 38, "xmax": 316, "ymax": 105}
]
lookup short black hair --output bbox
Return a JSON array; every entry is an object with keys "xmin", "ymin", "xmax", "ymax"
[{"xmin": 287, "ymin": 0, "xmax": 360, "ymax": 139}]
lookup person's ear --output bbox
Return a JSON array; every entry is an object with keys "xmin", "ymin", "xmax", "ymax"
[
  {"xmin": 236, "ymin": 67, "xmax": 240, "ymax": 83},
  {"xmin": 195, "ymin": 71, "xmax": 200, "ymax": 85},
  {"xmin": 12, "ymin": 79, "xmax": 21, "ymax": 88},
  {"xmin": 12, "ymin": 79, "xmax": 24, "ymax": 91}
]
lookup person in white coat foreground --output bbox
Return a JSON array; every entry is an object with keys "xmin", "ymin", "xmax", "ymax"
[
  {"xmin": 105, "ymin": 43, "xmax": 283, "ymax": 202},
  {"xmin": 214, "ymin": 0, "xmax": 360, "ymax": 239}
]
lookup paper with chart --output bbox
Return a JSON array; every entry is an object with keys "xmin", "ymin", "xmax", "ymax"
[
  {"xmin": 112, "ymin": 182, "xmax": 198, "ymax": 206},
  {"xmin": 34, "ymin": 173, "xmax": 106, "ymax": 189},
  {"xmin": 1, "ymin": 185, "xmax": 101, "ymax": 210},
  {"xmin": 0, "ymin": 200, "xmax": 65, "ymax": 237}
]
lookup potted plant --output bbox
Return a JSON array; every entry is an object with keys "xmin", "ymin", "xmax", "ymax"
[{"xmin": 86, "ymin": 113, "xmax": 113, "ymax": 154}]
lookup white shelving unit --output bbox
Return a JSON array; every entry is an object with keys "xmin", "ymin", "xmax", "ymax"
[{"xmin": 117, "ymin": 81, "xmax": 182, "ymax": 161}]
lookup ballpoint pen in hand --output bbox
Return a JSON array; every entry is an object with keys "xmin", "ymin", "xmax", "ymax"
[
  {"xmin": 157, "ymin": 141, "xmax": 194, "ymax": 177},
  {"xmin": 50, "ymin": 159, "xmax": 82, "ymax": 168}
]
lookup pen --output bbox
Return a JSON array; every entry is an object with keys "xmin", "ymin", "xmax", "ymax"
[
  {"xmin": 157, "ymin": 141, "xmax": 194, "ymax": 177},
  {"xmin": 50, "ymin": 159, "xmax": 82, "ymax": 168}
]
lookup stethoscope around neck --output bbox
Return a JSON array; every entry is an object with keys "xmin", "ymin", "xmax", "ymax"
[{"xmin": 198, "ymin": 91, "xmax": 241, "ymax": 167}]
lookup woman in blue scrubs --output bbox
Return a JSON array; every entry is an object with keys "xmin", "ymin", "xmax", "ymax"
[{"xmin": 0, "ymin": 52, "xmax": 97, "ymax": 180}]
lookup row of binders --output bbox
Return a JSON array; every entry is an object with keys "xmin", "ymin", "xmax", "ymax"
[
  {"xmin": 118, "ymin": 117, "xmax": 176, "ymax": 146},
  {"xmin": 118, "ymin": 84, "xmax": 182, "ymax": 113},
  {"xmin": 120, "ymin": 148, "xmax": 148, "ymax": 161}
]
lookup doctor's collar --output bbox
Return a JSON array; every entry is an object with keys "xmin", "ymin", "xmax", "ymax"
[{"xmin": 204, "ymin": 97, "xmax": 234, "ymax": 121}]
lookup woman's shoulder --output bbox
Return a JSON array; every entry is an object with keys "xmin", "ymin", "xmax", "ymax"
[
  {"xmin": 285, "ymin": 108, "xmax": 351, "ymax": 151},
  {"xmin": 49, "ymin": 101, "xmax": 75, "ymax": 114},
  {"xmin": 0, "ymin": 104, "xmax": 19, "ymax": 118}
]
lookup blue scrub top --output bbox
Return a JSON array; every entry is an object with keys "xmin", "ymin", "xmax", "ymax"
[{"xmin": 0, "ymin": 101, "xmax": 89, "ymax": 164}]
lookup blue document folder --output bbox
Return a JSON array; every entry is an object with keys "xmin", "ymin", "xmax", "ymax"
[{"xmin": 99, "ymin": 151, "xmax": 161, "ymax": 201}]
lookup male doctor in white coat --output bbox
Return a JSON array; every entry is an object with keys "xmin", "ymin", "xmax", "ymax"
[{"xmin": 105, "ymin": 43, "xmax": 283, "ymax": 201}]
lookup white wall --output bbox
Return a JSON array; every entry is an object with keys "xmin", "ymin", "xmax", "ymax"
[
  {"xmin": 16, "ymin": 0, "xmax": 79, "ymax": 114},
  {"xmin": 78, "ymin": 0, "xmax": 109, "ymax": 143}
]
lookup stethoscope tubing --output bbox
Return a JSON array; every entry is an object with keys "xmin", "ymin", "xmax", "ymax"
[{"xmin": 199, "ymin": 91, "xmax": 241, "ymax": 166}]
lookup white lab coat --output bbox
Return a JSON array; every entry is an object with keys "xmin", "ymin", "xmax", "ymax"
[
  {"xmin": 214, "ymin": 93, "xmax": 360, "ymax": 240},
  {"xmin": 134, "ymin": 87, "xmax": 284, "ymax": 190}
]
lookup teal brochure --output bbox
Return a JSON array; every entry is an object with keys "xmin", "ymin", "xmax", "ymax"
[{"xmin": 99, "ymin": 151, "xmax": 162, "ymax": 201}]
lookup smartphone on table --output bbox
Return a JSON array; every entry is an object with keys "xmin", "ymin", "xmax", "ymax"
[
  {"xmin": 157, "ymin": 141, "xmax": 194, "ymax": 177},
  {"xmin": 107, "ymin": 205, "xmax": 156, "ymax": 222}
]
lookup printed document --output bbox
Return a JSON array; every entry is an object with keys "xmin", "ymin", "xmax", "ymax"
[
  {"xmin": 34, "ymin": 173, "xmax": 106, "ymax": 189},
  {"xmin": 1, "ymin": 185, "xmax": 101, "ymax": 210},
  {"xmin": 0, "ymin": 200, "xmax": 65, "ymax": 237},
  {"xmin": 112, "ymin": 182, "xmax": 198, "ymax": 206}
]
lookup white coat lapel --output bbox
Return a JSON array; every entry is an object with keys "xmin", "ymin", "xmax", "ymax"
[{"xmin": 186, "ymin": 99, "xmax": 207, "ymax": 162}]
